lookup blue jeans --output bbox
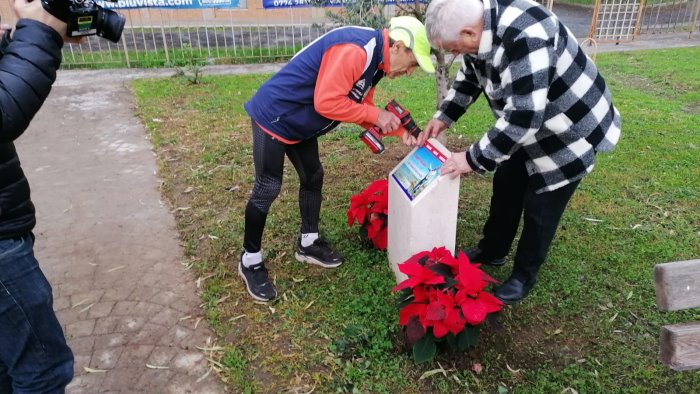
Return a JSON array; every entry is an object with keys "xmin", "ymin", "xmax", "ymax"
[{"xmin": 0, "ymin": 233, "xmax": 74, "ymax": 393}]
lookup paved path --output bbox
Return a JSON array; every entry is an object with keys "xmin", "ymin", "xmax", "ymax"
[
  {"xmin": 14, "ymin": 31, "xmax": 698, "ymax": 393},
  {"xmin": 17, "ymin": 63, "xmax": 278, "ymax": 394}
]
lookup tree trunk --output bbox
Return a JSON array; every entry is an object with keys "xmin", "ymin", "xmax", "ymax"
[{"xmin": 434, "ymin": 50, "xmax": 451, "ymax": 146}]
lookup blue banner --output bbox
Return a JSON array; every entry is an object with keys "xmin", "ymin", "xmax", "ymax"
[
  {"xmin": 98, "ymin": 0, "xmax": 241, "ymax": 9},
  {"xmin": 262, "ymin": 0, "xmax": 425, "ymax": 9}
]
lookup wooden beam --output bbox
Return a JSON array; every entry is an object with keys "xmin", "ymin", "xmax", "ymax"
[
  {"xmin": 660, "ymin": 322, "xmax": 700, "ymax": 371},
  {"xmin": 654, "ymin": 259, "xmax": 700, "ymax": 311}
]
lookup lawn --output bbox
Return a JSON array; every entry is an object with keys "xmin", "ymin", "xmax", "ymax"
[{"xmin": 132, "ymin": 46, "xmax": 700, "ymax": 393}]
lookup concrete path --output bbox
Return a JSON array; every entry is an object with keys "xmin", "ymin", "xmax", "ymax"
[{"xmin": 14, "ymin": 31, "xmax": 698, "ymax": 393}]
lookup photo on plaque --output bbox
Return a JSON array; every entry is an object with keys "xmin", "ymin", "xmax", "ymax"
[{"xmin": 391, "ymin": 142, "xmax": 446, "ymax": 201}]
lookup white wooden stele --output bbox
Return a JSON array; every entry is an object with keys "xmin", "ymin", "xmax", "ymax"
[{"xmin": 387, "ymin": 138, "xmax": 461, "ymax": 283}]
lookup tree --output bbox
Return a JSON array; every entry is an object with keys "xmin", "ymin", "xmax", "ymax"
[
  {"xmin": 313, "ymin": 0, "xmax": 456, "ymax": 143},
  {"xmin": 313, "ymin": 0, "xmax": 387, "ymax": 29}
]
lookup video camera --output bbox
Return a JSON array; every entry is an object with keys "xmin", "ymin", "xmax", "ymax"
[
  {"xmin": 359, "ymin": 100, "xmax": 422, "ymax": 154},
  {"xmin": 41, "ymin": 0, "xmax": 126, "ymax": 43}
]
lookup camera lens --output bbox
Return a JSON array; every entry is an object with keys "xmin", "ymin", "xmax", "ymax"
[{"xmin": 97, "ymin": 8, "xmax": 126, "ymax": 43}]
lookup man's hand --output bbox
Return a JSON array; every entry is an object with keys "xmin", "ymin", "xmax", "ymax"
[
  {"xmin": 401, "ymin": 130, "xmax": 418, "ymax": 146},
  {"xmin": 439, "ymin": 151, "xmax": 473, "ymax": 179},
  {"xmin": 417, "ymin": 119, "xmax": 448, "ymax": 145},
  {"xmin": 13, "ymin": 0, "xmax": 82, "ymax": 43},
  {"xmin": 0, "ymin": 22, "xmax": 12, "ymax": 39},
  {"xmin": 375, "ymin": 109, "xmax": 400, "ymax": 133}
]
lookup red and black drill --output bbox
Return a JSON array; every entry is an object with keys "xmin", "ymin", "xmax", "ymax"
[{"xmin": 359, "ymin": 100, "xmax": 422, "ymax": 154}]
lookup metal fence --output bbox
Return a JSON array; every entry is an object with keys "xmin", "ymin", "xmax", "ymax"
[
  {"xmin": 56, "ymin": 2, "xmax": 700, "ymax": 69},
  {"xmin": 63, "ymin": 22, "xmax": 335, "ymax": 68},
  {"xmin": 639, "ymin": 0, "xmax": 700, "ymax": 34}
]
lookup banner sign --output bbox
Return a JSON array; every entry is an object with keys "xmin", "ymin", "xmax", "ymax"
[
  {"xmin": 98, "ymin": 0, "xmax": 241, "ymax": 10},
  {"xmin": 262, "ymin": 0, "xmax": 426, "ymax": 9}
]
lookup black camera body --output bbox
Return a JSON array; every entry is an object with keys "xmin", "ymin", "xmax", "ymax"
[{"xmin": 41, "ymin": 0, "xmax": 125, "ymax": 43}]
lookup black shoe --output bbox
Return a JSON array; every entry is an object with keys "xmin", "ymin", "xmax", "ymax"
[
  {"xmin": 295, "ymin": 238, "xmax": 343, "ymax": 268},
  {"xmin": 238, "ymin": 255, "xmax": 277, "ymax": 301},
  {"xmin": 463, "ymin": 246, "xmax": 506, "ymax": 267},
  {"xmin": 494, "ymin": 276, "xmax": 536, "ymax": 305}
]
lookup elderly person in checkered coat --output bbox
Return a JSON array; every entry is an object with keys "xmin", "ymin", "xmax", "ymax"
[{"xmin": 418, "ymin": 0, "xmax": 621, "ymax": 304}]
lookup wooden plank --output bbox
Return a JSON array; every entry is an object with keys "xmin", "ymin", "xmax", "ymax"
[
  {"xmin": 660, "ymin": 322, "xmax": 700, "ymax": 371},
  {"xmin": 654, "ymin": 259, "xmax": 700, "ymax": 311}
]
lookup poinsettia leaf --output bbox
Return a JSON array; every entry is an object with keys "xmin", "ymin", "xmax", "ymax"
[
  {"xmin": 399, "ymin": 303, "xmax": 427, "ymax": 326},
  {"xmin": 398, "ymin": 261, "xmax": 425, "ymax": 277},
  {"xmin": 444, "ymin": 276, "xmax": 459, "ymax": 288},
  {"xmin": 432, "ymin": 321, "xmax": 450, "ymax": 339},
  {"xmin": 366, "ymin": 218, "xmax": 382, "ymax": 239},
  {"xmin": 373, "ymin": 226, "xmax": 388, "ymax": 250},
  {"xmin": 395, "ymin": 289, "xmax": 415, "ymax": 309},
  {"xmin": 481, "ymin": 271, "xmax": 500, "ymax": 284},
  {"xmin": 417, "ymin": 255, "xmax": 430, "ymax": 266},
  {"xmin": 457, "ymin": 326, "xmax": 479, "ymax": 350},
  {"xmin": 426, "ymin": 301, "xmax": 446, "ymax": 321},
  {"xmin": 413, "ymin": 335, "xmax": 437, "ymax": 364},
  {"xmin": 445, "ymin": 332, "xmax": 458, "ymax": 351},
  {"xmin": 400, "ymin": 251, "xmax": 430, "ymax": 267},
  {"xmin": 456, "ymin": 262, "xmax": 488, "ymax": 296},
  {"xmin": 406, "ymin": 316, "xmax": 426, "ymax": 345},
  {"xmin": 461, "ymin": 298, "xmax": 489, "ymax": 326},
  {"xmin": 444, "ymin": 308, "xmax": 467, "ymax": 336},
  {"xmin": 392, "ymin": 277, "xmax": 422, "ymax": 292},
  {"xmin": 426, "ymin": 262, "xmax": 454, "ymax": 281},
  {"xmin": 477, "ymin": 291, "xmax": 504, "ymax": 313}
]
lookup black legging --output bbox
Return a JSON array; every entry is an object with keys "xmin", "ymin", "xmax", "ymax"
[{"xmin": 244, "ymin": 120, "xmax": 324, "ymax": 253}]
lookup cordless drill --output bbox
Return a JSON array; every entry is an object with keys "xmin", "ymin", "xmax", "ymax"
[{"xmin": 359, "ymin": 100, "xmax": 422, "ymax": 154}]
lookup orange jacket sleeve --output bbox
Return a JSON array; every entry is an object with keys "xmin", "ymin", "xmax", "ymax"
[{"xmin": 314, "ymin": 44, "xmax": 381, "ymax": 126}]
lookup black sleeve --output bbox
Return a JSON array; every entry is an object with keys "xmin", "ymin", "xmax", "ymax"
[{"xmin": 0, "ymin": 19, "xmax": 63, "ymax": 143}]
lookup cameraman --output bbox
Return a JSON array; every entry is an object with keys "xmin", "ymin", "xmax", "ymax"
[{"xmin": 1, "ymin": 0, "xmax": 80, "ymax": 392}]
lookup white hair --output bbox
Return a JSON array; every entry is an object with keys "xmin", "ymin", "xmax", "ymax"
[{"xmin": 425, "ymin": 0, "xmax": 484, "ymax": 45}]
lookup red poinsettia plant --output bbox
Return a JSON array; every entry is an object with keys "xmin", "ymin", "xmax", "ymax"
[
  {"xmin": 347, "ymin": 179, "xmax": 388, "ymax": 250},
  {"xmin": 393, "ymin": 247, "xmax": 504, "ymax": 363}
]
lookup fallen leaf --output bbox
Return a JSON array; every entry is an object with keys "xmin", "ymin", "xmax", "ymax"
[
  {"xmin": 506, "ymin": 363, "xmax": 521, "ymax": 373},
  {"xmin": 146, "ymin": 364, "xmax": 169, "ymax": 369},
  {"xmin": 83, "ymin": 367, "xmax": 107, "ymax": 373},
  {"xmin": 471, "ymin": 363, "xmax": 483, "ymax": 374},
  {"xmin": 419, "ymin": 367, "xmax": 446, "ymax": 380}
]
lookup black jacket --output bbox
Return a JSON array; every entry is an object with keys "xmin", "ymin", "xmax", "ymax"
[{"xmin": 0, "ymin": 19, "xmax": 63, "ymax": 239}]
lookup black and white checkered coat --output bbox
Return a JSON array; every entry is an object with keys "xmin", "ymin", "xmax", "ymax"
[{"xmin": 435, "ymin": 0, "xmax": 621, "ymax": 193}]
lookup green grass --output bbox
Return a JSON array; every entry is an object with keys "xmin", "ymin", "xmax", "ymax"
[{"xmin": 132, "ymin": 46, "xmax": 700, "ymax": 393}]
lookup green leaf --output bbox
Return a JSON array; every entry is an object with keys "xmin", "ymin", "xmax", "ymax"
[
  {"xmin": 498, "ymin": 385, "xmax": 509, "ymax": 394},
  {"xmin": 457, "ymin": 326, "xmax": 479, "ymax": 351},
  {"xmin": 413, "ymin": 336, "xmax": 437, "ymax": 364},
  {"xmin": 445, "ymin": 333, "xmax": 458, "ymax": 350}
]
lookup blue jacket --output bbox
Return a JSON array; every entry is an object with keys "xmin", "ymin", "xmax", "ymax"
[
  {"xmin": 244, "ymin": 27, "xmax": 384, "ymax": 141},
  {"xmin": 0, "ymin": 20, "xmax": 63, "ymax": 239}
]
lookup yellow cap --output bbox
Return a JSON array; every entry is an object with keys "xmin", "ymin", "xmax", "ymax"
[{"xmin": 389, "ymin": 16, "xmax": 435, "ymax": 74}]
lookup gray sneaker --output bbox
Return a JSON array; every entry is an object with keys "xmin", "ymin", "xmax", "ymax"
[{"xmin": 295, "ymin": 238, "xmax": 343, "ymax": 268}]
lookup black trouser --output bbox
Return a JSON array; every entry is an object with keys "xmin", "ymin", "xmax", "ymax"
[
  {"xmin": 244, "ymin": 120, "xmax": 324, "ymax": 253},
  {"xmin": 478, "ymin": 155, "xmax": 581, "ymax": 283}
]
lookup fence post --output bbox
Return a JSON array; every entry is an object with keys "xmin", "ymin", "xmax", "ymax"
[
  {"xmin": 690, "ymin": 0, "xmax": 700, "ymax": 37},
  {"xmin": 121, "ymin": 31, "xmax": 131, "ymax": 68},
  {"xmin": 160, "ymin": 10, "xmax": 170, "ymax": 66}
]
